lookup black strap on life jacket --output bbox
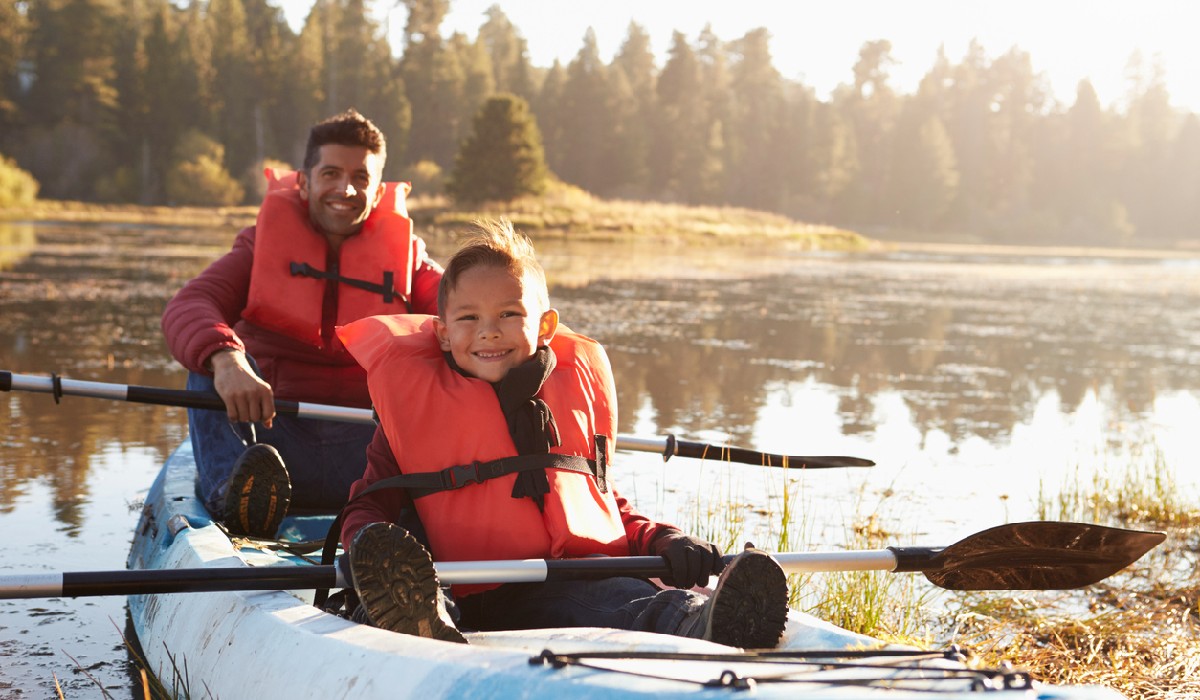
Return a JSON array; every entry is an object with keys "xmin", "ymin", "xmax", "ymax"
[
  {"xmin": 289, "ymin": 261, "xmax": 409, "ymax": 308},
  {"xmin": 361, "ymin": 452, "xmax": 603, "ymax": 500},
  {"xmin": 313, "ymin": 443, "xmax": 610, "ymax": 608}
]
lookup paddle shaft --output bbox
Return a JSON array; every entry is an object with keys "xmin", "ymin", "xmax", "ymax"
[
  {"xmin": 0, "ymin": 551, "xmax": 903, "ymax": 599},
  {"xmin": 0, "ymin": 520, "xmax": 1164, "ymax": 599},
  {"xmin": 2, "ymin": 371, "xmax": 873, "ymax": 469}
]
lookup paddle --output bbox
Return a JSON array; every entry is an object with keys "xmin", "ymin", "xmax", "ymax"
[
  {"xmin": 0, "ymin": 522, "xmax": 1163, "ymax": 599},
  {"xmin": 1, "ymin": 370, "xmax": 873, "ymax": 469}
]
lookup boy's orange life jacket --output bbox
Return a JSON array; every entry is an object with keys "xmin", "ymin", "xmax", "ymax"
[
  {"xmin": 243, "ymin": 169, "xmax": 414, "ymax": 350},
  {"xmin": 337, "ymin": 314, "xmax": 630, "ymax": 596}
]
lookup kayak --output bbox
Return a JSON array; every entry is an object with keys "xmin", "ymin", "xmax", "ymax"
[{"xmin": 126, "ymin": 442, "xmax": 1126, "ymax": 699}]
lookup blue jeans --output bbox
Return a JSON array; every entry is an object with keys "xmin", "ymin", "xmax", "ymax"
[
  {"xmin": 187, "ymin": 370, "xmax": 374, "ymax": 513},
  {"xmin": 456, "ymin": 577, "xmax": 704, "ymax": 636}
]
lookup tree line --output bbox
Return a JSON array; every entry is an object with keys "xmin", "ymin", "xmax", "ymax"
[{"xmin": 1, "ymin": 0, "xmax": 1197, "ymax": 246}]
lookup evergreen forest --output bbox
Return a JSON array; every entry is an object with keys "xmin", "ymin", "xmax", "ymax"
[{"xmin": 1, "ymin": 0, "xmax": 1197, "ymax": 246}]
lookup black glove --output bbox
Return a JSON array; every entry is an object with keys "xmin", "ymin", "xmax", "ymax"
[{"xmin": 651, "ymin": 530, "xmax": 725, "ymax": 590}]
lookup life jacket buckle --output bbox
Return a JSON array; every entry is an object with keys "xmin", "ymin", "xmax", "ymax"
[{"xmin": 445, "ymin": 461, "xmax": 483, "ymax": 489}]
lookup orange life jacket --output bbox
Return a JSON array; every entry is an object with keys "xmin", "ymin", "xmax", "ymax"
[
  {"xmin": 337, "ymin": 314, "xmax": 630, "ymax": 595},
  {"xmin": 243, "ymin": 169, "xmax": 414, "ymax": 350}
]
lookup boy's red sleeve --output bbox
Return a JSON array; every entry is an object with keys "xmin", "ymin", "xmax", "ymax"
[
  {"xmin": 340, "ymin": 426, "xmax": 414, "ymax": 547},
  {"xmin": 615, "ymin": 489, "xmax": 681, "ymax": 555}
]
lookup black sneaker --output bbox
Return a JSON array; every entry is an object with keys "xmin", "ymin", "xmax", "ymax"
[
  {"xmin": 221, "ymin": 444, "xmax": 291, "ymax": 538},
  {"xmin": 349, "ymin": 522, "xmax": 467, "ymax": 644},
  {"xmin": 679, "ymin": 548, "xmax": 789, "ymax": 648}
]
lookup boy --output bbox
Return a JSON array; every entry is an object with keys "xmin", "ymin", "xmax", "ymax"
[{"xmin": 335, "ymin": 219, "xmax": 789, "ymax": 647}]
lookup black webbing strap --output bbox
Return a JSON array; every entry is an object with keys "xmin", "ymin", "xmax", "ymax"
[
  {"xmin": 368, "ymin": 453, "xmax": 599, "ymax": 500},
  {"xmin": 594, "ymin": 435, "xmax": 608, "ymax": 492},
  {"xmin": 289, "ymin": 261, "xmax": 407, "ymax": 307}
]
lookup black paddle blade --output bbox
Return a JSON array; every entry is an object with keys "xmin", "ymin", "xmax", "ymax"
[
  {"xmin": 893, "ymin": 521, "xmax": 1165, "ymax": 591},
  {"xmin": 672, "ymin": 439, "xmax": 875, "ymax": 468}
]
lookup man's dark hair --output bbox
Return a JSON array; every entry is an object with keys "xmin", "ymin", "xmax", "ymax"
[{"xmin": 302, "ymin": 109, "xmax": 387, "ymax": 171}]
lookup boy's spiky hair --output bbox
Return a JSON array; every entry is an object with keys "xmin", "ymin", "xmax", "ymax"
[
  {"xmin": 302, "ymin": 109, "xmax": 386, "ymax": 171},
  {"xmin": 437, "ymin": 218, "xmax": 548, "ymax": 317}
]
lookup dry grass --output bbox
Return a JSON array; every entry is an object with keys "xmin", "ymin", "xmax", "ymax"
[
  {"xmin": 418, "ymin": 181, "xmax": 870, "ymax": 250},
  {"xmin": 5, "ymin": 183, "xmax": 870, "ymax": 251},
  {"xmin": 3, "ymin": 199, "xmax": 258, "ymax": 228},
  {"xmin": 948, "ymin": 559, "xmax": 1200, "ymax": 700},
  {"xmin": 806, "ymin": 513, "xmax": 936, "ymax": 646},
  {"xmin": 950, "ymin": 447, "xmax": 1200, "ymax": 700}
]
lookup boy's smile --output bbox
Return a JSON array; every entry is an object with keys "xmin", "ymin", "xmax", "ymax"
[{"xmin": 434, "ymin": 264, "xmax": 558, "ymax": 383}]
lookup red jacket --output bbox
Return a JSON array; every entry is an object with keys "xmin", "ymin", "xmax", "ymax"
[{"xmin": 161, "ymin": 225, "xmax": 442, "ymax": 408}]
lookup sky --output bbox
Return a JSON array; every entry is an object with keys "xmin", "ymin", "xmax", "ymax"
[{"xmin": 280, "ymin": 0, "xmax": 1200, "ymax": 113}]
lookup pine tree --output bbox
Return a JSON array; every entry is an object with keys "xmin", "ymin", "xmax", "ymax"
[
  {"xmin": 21, "ymin": 0, "xmax": 121, "ymax": 198},
  {"xmin": 556, "ymin": 29, "xmax": 619, "ymax": 194},
  {"xmin": 838, "ymin": 39, "xmax": 899, "ymax": 224},
  {"xmin": 609, "ymin": 22, "xmax": 656, "ymax": 196},
  {"xmin": 653, "ymin": 31, "xmax": 702, "ymax": 201},
  {"xmin": 241, "ymin": 0, "xmax": 293, "ymax": 171},
  {"xmin": 942, "ymin": 40, "xmax": 992, "ymax": 231},
  {"xmin": 208, "ymin": 0, "xmax": 256, "ymax": 180},
  {"xmin": 477, "ymin": 6, "xmax": 534, "ymax": 101},
  {"xmin": 0, "ymin": 0, "xmax": 27, "ymax": 137},
  {"xmin": 452, "ymin": 32, "xmax": 495, "ymax": 136},
  {"xmin": 140, "ymin": 2, "xmax": 179, "ymax": 202},
  {"xmin": 400, "ymin": 0, "xmax": 464, "ymax": 167},
  {"xmin": 1163, "ymin": 114, "xmax": 1200, "ymax": 241},
  {"xmin": 888, "ymin": 106, "xmax": 959, "ymax": 229},
  {"xmin": 1122, "ymin": 55, "xmax": 1177, "ymax": 242},
  {"xmin": 446, "ymin": 93, "xmax": 547, "ymax": 203},
  {"xmin": 533, "ymin": 60, "xmax": 566, "ymax": 177},
  {"xmin": 727, "ymin": 28, "xmax": 785, "ymax": 210}
]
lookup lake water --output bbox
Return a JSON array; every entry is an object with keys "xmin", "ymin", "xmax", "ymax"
[{"xmin": 2, "ymin": 222, "xmax": 1198, "ymax": 697}]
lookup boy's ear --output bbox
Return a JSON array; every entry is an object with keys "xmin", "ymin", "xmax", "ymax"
[
  {"xmin": 538, "ymin": 308, "xmax": 559, "ymax": 346},
  {"xmin": 370, "ymin": 179, "xmax": 386, "ymax": 209},
  {"xmin": 433, "ymin": 317, "xmax": 452, "ymax": 351}
]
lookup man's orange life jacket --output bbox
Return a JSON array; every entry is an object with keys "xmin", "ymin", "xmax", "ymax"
[{"xmin": 243, "ymin": 169, "xmax": 414, "ymax": 350}]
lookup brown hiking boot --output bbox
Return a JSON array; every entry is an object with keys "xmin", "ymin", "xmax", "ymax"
[
  {"xmin": 677, "ymin": 547, "xmax": 789, "ymax": 648},
  {"xmin": 221, "ymin": 444, "xmax": 291, "ymax": 538},
  {"xmin": 349, "ymin": 522, "xmax": 467, "ymax": 644}
]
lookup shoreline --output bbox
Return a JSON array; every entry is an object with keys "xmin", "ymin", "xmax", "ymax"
[
  {"xmin": 5, "ymin": 199, "xmax": 1196, "ymax": 260},
  {"xmin": 882, "ymin": 239, "xmax": 1200, "ymax": 260}
]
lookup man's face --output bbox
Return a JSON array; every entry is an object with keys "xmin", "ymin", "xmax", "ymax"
[
  {"xmin": 434, "ymin": 264, "xmax": 558, "ymax": 384},
  {"xmin": 297, "ymin": 144, "xmax": 385, "ymax": 243}
]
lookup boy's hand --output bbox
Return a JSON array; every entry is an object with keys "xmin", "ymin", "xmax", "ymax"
[{"xmin": 652, "ymin": 531, "xmax": 725, "ymax": 589}]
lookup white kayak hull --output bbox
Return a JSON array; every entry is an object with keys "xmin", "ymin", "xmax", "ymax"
[{"xmin": 127, "ymin": 442, "xmax": 1126, "ymax": 699}]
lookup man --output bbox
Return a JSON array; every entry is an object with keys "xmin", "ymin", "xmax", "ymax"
[{"xmin": 162, "ymin": 109, "xmax": 442, "ymax": 537}]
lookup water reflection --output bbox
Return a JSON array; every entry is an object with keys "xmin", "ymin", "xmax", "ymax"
[
  {"xmin": 0, "ymin": 222, "xmax": 37, "ymax": 271},
  {"xmin": 550, "ymin": 256, "xmax": 1200, "ymax": 450},
  {"xmin": 2, "ymin": 225, "xmax": 1199, "ymax": 697}
]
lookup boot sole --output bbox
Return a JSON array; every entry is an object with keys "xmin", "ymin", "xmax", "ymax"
[
  {"xmin": 707, "ymin": 550, "xmax": 790, "ymax": 648},
  {"xmin": 350, "ymin": 524, "xmax": 466, "ymax": 644},
  {"xmin": 223, "ymin": 444, "xmax": 291, "ymax": 538}
]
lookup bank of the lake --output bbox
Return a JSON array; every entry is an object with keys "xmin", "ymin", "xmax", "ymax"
[{"xmin": 1, "ymin": 186, "xmax": 873, "ymax": 252}]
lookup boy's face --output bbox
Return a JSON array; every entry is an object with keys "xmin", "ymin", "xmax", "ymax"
[{"xmin": 434, "ymin": 264, "xmax": 558, "ymax": 383}]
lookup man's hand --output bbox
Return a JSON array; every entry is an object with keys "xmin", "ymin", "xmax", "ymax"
[
  {"xmin": 651, "ymin": 530, "xmax": 725, "ymax": 590},
  {"xmin": 209, "ymin": 349, "xmax": 276, "ymax": 428}
]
